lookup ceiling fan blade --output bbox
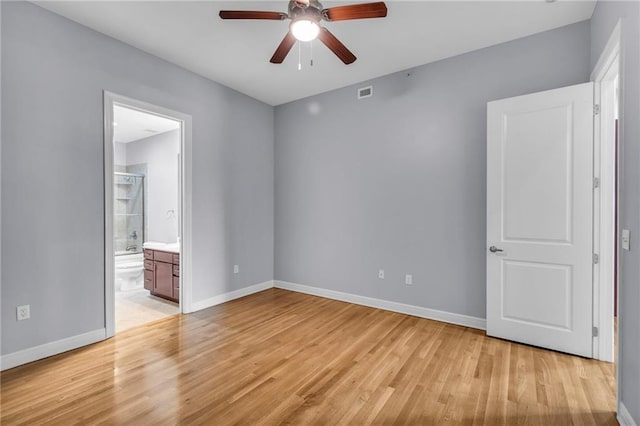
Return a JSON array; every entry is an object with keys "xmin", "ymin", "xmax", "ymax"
[
  {"xmin": 322, "ymin": 2, "xmax": 387, "ymax": 21},
  {"xmin": 219, "ymin": 10, "xmax": 288, "ymax": 20},
  {"xmin": 270, "ymin": 32, "xmax": 297, "ymax": 64},
  {"xmin": 317, "ymin": 28, "xmax": 356, "ymax": 64}
]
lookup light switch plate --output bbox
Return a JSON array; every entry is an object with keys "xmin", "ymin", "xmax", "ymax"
[{"xmin": 622, "ymin": 229, "xmax": 630, "ymax": 250}]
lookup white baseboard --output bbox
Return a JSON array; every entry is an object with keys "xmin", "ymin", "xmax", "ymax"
[
  {"xmin": 619, "ymin": 402, "xmax": 638, "ymax": 426},
  {"xmin": 0, "ymin": 280, "xmax": 484, "ymax": 371},
  {"xmin": 0, "ymin": 328, "xmax": 106, "ymax": 371},
  {"xmin": 190, "ymin": 280, "xmax": 274, "ymax": 312},
  {"xmin": 274, "ymin": 280, "xmax": 486, "ymax": 330}
]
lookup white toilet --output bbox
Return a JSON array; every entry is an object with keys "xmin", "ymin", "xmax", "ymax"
[{"xmin": 115, "ymin": 253, "xmax": 144, "ymax": 292}]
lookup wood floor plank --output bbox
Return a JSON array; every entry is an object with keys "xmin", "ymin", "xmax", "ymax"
[{"xmin": 0, "ymin": 289, "xmax": 617, "ymax": 425}]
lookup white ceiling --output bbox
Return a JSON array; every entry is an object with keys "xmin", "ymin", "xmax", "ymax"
[
  {"xmin": 36, "ymin": 1, "xmax": 596, "ymax": 106},
  {"xmin": 113, "ymin": 105, "xmax": 180, "ymax": 143}
]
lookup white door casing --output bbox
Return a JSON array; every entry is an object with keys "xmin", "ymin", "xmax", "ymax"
[
  {"xmin": 591, "ymin": 20, "xmax": 620, "ymax": 364},
  {"xmin": 103, "ymin": 91, "xmax": 193, "ymax": 338},
  {"xmin": 487, "ymin": 82, "xmax": 594, "ymax": 357}
]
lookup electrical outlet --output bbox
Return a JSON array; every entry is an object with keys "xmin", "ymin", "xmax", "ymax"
[
  {"xmin": 378, "ymin": 269, "xmax": 385, "ymax": 279},
  {"xmin": 405, "ymin": 274, "xmax": 413, "ymax": 285},
  {"xmin": 233, "ymin": 264, "xmax": 239, "ymax": 274},
  {"xmin": 17, "ymin": 305, "xmax": 30, "ymax": 321}
]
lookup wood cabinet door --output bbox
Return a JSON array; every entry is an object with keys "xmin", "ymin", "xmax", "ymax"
[
  {"xmin": 154, "ymin": 262, "xmax": 173, "ymax": 299},
  {"xmin": 173, "ymin": 276, "xmax": 180, "ymax": 301},
  {"xmin": 144, "ymin": 270, "xmax": 154, "ymax": 291}
]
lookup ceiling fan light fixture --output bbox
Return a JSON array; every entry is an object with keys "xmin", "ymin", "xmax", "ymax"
[
  {"xmin": 220, "ymin": 1, "xmax": 388, "ymax": 64},
  {"xmin": 290, "ymin": 19, "xmax": 320, "ymax": 41}
]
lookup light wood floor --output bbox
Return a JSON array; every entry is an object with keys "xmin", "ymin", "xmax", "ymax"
[
  {"xmin": 115, "ymin": 288, "xmax": 179, "ymax": 333},
  {"xmin": 0, "ymin": 289, "xmax": 616, "ymax": 425}
]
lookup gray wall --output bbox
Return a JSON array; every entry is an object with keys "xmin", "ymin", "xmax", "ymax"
[
  {"xmin": 0, "ymin": 2, "xmax": 274, "ymax": 355},
  {"xmin": 591, "ymin": 1, "xmax": 640, "ymax": 422},
  {"xmin": 126, "ymin": 129, "xmax": 180, "ymax": 244},
  {"xmin": 275, "ymin": 21, "xmax": 591, "ymax": 319}
]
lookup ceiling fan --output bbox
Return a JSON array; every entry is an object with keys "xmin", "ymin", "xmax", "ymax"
[{"xmin": 219, "ymin": 0, "xmax": 388, "ymax": 65}]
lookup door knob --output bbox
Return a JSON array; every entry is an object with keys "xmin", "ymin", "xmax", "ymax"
[{"xmin": 489, "ymin": 246, "xmax": 504, "ymax": 253}]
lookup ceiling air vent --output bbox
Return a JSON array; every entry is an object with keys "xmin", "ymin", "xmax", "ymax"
[{"xmin": 358, "ymin": 86, "xmax": 373, "ymax": 100}]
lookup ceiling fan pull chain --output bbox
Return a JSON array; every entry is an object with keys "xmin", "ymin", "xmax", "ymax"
[
  {"xmin": 310, "ymin": 41, "xmax": 314, "ymax": 67},
  {"xmin": 298, "ymin": 41, "xmax": 302, "ymax": 71}
]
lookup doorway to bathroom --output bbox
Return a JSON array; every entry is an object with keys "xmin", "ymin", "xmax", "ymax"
[{"xmin": 104, "ymin": 92, "xmax": 192, "ymax": 337}]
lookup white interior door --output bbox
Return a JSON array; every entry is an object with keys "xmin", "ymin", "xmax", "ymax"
[{"xmin": 487, "ymin": 82, "xmax": 594, "ymax": 357}]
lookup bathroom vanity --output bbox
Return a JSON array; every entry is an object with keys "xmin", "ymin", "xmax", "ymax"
[{"xmin": 143, "ymin": 248, "xmax": 179, "ymax": 303}]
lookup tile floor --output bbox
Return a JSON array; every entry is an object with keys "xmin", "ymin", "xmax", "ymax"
[{"xmin": 115, "ymin": 289, "xmax": 179, "ymax": 332}]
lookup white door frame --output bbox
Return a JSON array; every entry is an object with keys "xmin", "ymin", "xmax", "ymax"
[
  {"xmin": 590, "ymin": 20, "xmax": 621, "ymax": 365},
  {"xmin": 103, "ymin": 91, "xmax": 193, "ymax": 338}
]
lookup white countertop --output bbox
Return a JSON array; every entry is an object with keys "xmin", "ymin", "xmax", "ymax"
[{"xmin": 143, "ymin": 242, "xmax": 180, "ymax": 253}]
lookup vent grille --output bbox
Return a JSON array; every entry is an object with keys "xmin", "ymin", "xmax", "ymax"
[{"xmin": 358, "ymin": 86, "xmax": 373, "ymax": 99}]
